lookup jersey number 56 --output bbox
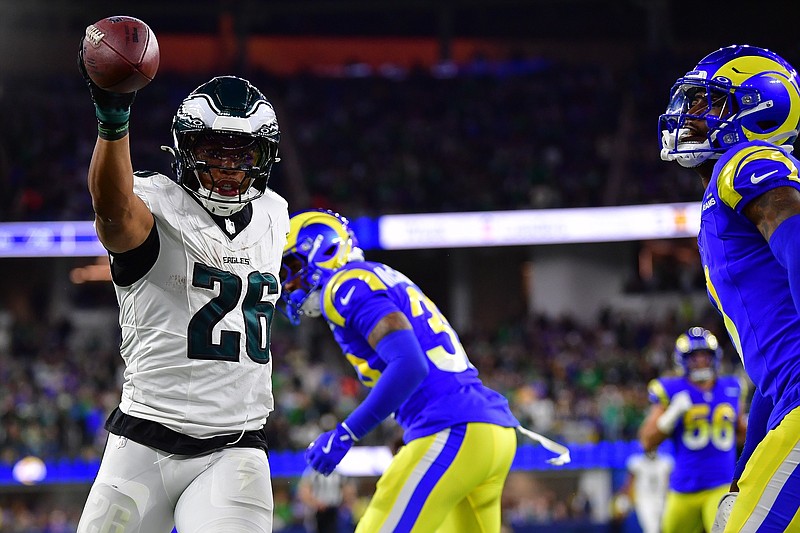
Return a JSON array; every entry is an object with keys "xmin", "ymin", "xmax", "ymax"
[{"xmin": 682, "ymin": 402, "xmax": 736, "ymax": 451}]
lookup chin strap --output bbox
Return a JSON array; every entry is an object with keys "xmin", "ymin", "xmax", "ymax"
[
  {"xmin": 660, "ymin": 129, "xmax": 720, "ymax": 168},
  {"xmin": 662, "ymin": 129, "xmax": 796, "ymax": 167}
]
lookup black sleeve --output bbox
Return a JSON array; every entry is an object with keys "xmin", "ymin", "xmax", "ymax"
[{"xmin": 109, "ymin": 219, "xmax": 160, "ymax": 287}]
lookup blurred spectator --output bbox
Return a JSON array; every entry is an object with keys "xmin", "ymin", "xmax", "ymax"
[{"xmin": 297, "ymin": 465, "xmax": 355, "ymax": 533}]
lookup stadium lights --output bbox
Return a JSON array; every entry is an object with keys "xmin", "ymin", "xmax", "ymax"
[
  {"xmin": 0, "ymin": 202, "xmax": 701, "ymax": 258},
  {"xmin": 374, "ymin": 202, "xmax": 700, "ymax": 250}
]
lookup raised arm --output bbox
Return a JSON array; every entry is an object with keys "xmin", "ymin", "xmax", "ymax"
[
  {"xmin": 80, "ymin": 49, "xmax": 153, "ymax": 253},
  {"xmin": 88, "ymin": 137, "xmax": 153, "ymax": 252}
]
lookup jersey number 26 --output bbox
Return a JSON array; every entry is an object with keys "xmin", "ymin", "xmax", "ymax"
[{"xmin": 188, "ymin": 263, "xmax": 279, "ymax": 364}]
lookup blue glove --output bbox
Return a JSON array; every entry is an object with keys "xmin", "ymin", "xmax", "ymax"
[{"xmin": 305, "ymin": 423, "xmax": 356, "ymax": 476}]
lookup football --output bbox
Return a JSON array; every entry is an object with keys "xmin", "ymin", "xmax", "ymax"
[{"xmin": 81, "ymin": 16, "xmax": 159, "ymax": 93}]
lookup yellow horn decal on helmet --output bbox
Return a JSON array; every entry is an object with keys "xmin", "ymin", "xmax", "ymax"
[
  {"xmin": 675, "ymin": 334, "xmax": 691, "ymax": 353},
  {"xmin": 706, "ymin": 333, "xmax": 719, "ymax": 349},
  {"xmin": 312, "ymin": 219, "xmax": 352, "ymax": 271},
  {"xmin": 759, "ymin": 73, "xmax": 800, "ymax": 140},
  {"xmin": 284, "ymin": 212, "xmax": 352, "ymax": 269},
  {"xmin": 716, "ymin": 57, "xmax": 800, "ymax": 142},
  {"xmin": 284, "ymin": 210, "xmax": 323, "ymax": 254},
  {"xmin": 715, "ymin": 56, "xmax": 787, "ymax": 82}
]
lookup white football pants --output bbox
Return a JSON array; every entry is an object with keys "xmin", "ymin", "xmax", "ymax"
[{"xmin": 77, "ymin": 434, "xmax": 273, "ymax": 533}]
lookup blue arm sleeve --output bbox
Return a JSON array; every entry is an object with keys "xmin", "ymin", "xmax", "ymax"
[
  {"xmin": 734, "ymin": 387, "xmax": 773, "ymax": 480},
  {"xmin": 343, "ymin": 329, "xmax": 429, "ymax": 440},
  {"xmin": 769, "ymin": 213, "xmax": 800, "ymax": 315}
]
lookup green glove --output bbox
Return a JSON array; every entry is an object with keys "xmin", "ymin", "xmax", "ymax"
[{"xmin": 78, "ymin": 42, "xmax": 136, "ymax": 140}]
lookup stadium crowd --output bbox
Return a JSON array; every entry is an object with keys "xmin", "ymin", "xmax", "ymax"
[{"xmin": 0, "ymin": 50, "xmax": 704, "ymax": 224}]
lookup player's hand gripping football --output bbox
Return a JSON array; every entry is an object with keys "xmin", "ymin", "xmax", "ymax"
[
  {"xmin": 305, "ymin": 423, "xmax": 357, "ymax": 476},
  {"xmin": 78, "ymin": 43, "xmax": 136, "ymax": 140}
]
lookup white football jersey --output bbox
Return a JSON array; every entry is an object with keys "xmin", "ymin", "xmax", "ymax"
[
  {"xmin": 113, "ymin": 173, "xmax": 288, "ymax": 438},
  {"xmin": 627, "ymin": 452, "xmax": 673, "ymax": 505}
]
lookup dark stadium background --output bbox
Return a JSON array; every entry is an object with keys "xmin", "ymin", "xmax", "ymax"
[{"xmin": 0, "ymin": 1, "xmax": 787, "ymax": 531}]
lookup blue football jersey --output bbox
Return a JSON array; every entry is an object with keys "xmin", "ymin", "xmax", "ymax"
[
  {"xmin": 699, "ymin": 140, "xmax": 800, "ymax": 430},
  {"xmin": 320, "ymin": 261, "xmax": 519, "ymax": 442},
  {"xmin": 648, "ymin": 376, "xmax": 744, "ymax": 492}
]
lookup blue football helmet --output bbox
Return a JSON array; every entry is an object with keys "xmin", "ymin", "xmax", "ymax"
[
  {"xmin": 169, "ymin": 76, "xmax": 281, "ymax": 216},
  {"xmin": 279, "ymin": 209, "xmax": 361, "ymax": 325},
  {"xmin": 659, "ymin": 45, "xmax": 800, "ymax": 168},
  {"xmin": 673, "ymin": 327, "xmax": 722, "ymax": 382}
]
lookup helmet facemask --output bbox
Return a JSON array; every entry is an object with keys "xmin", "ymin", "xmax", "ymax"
[
  {"xmin": 178, "ymin": 132, "xmax": 277, "ymax": 215},
  {"xmin": 659, "ymin": 81, "xmax": 740, "ymax": 168},
  {"xmin": 279, "ymin": 252, "xmax": 325, "ymax": 325}
]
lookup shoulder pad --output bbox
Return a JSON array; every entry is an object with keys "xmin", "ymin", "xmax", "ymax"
[
  {"xmin": 647, "ymin": 378, "xmax": 670, "ymax": 406},
  {"xmin": 322, "ymin": 267, "xmax": 388, "ymax": 327},
  {"xmin": 717, "ymin": 144, "xmax": 800, "ymax": 210}
]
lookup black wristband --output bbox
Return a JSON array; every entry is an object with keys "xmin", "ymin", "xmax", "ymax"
[{"xmin": 97, "ymin": 120, "xmax": 130, "ymax": 141}]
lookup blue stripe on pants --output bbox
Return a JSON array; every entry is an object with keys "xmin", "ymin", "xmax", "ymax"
[
  {"xmin": 755, "ymin": 460, "xmax": 800, "ymax": 532},
  {"xmin": 394, "ymin": 424, "xmax": 467, "ymax": 532}
]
